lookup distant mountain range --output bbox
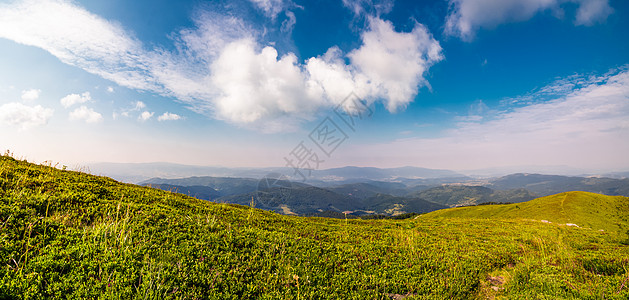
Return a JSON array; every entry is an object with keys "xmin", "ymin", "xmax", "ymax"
[
  {"xmin": 488, "ymin": 173, "xmax": 629, "ymax": 196},
  {"xmin": 90, "ymin": 163, "xmax": 468, "ymax": 184},
  {"xmin": 90, "ymin": 162, "xmax": 629, "ymax": 184},
  {"xmin": 411, "ymin": 186, "xmax": 537, "ymax": 207},
  {"xmin": 139, "ymin": 172, "xmax": 629, "ymax": 217}
]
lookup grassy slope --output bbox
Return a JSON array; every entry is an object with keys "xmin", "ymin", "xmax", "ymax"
[
  {"xmin": 1, "ymin": 155, "xmax": 628, "ymax": 299},
  {"xmin": 424, "ymin": 191, "xmax": 629, "ymax": 234}
]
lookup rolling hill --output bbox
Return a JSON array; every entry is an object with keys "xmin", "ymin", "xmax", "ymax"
[
  {"xmin": 327, "ymin": 181, "xmax": 409, "ymax": 199},
  {"xmin": 424, "ymin": 191, "xmax": 629, "ymax": 234},
  {"xmin": 142, "ymin": 177, "xmax": 446, "ymax": 216},
  {"xmin": 218, "ymin": 186, "xmax": 363, "ymax": 215},
  {"xmin": 362, "ymin": 193, "xmax": 448, "ymax": 215},
  {"xmin": 140, "ymin": 176, "xmax": 263, "ymax": 197},
  {"xmin": 1, "ymin": 155, "xmax": 628, "ymax": 299},
  {"xmin": 218, "ymin": 186, "xmax": 447, "ymax": 216},
  {"xmin": 412, "ymin": 185, "xmax": 538, "ymax": 207}
]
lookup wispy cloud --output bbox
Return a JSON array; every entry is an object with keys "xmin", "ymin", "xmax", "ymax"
[
  {"xmin": 0, "ymin": 0, "xmax": 159, "ymax": 91},
  {"xmin": 445, "ymin": 0, "xmax": 613, "ymax": 40},
  {"xmin": 499, "ymin": 70, "xmax": 617, "ymax": 107},
  {"xmin": 248, "ymin": 0, "xmax": 301, "ymax": 34},
  {"xmin": 342, "ymin": 0, "xmax": 394, "ymax": 17},
  {"xmin": 575, "ymin": 0, "xmax": 614, "ymax": 25},
  {"xmin": 134, "ymin": 101, "xmax": 146, "ymax": 110},
  {"xmin": 344, "ymin": 68, "xmax": 629, "ymax": 170},
  {"xmin": 280, "ymin": 11, "xmax": 296, "ymax": 33},
  {"xmin": 249, "ymin": 0, "xmax": 286, "ymax": 19},
  {"xmin": 113, "ymin": 101, "xmax": 146, "ymax": 120},
  {"xmin": 69, "ymin": 106, "xmax": 103, "ymax": 123},
  {"xmin": 0, "ymin": 102, "xmax": 53, "ymax": 130}
]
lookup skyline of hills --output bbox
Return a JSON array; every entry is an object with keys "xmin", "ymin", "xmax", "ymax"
[
  {"xmin": 90, "ymin": 161, "xmax": 629, "ymax": 184},
  {"xmin": 140, "ymin": 171, "xmax": 629, "ymax": 217}
]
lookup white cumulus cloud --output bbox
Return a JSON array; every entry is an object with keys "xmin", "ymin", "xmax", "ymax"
[
  {"xmin": 445, "ymin": 0, "xmax": 613, "ymax": 40},
  {"xmin": 69, "ymin": 106, "xmax": 103, "ymax": 123},
  {"xmin": 138, "ymin": 111, "xmax": 154, "ymax": 122},
  {"xmin": 21, "ymin": 89, "xmax": 41, "ymax": 102},
  {"xmin": 60, "ymin": 92, "xmax": 91, "ymax": 108},
  {"xmin": 0, "ymin": 0, "xmax": 443, "ymax": 132},
  {"xmin": 210, "ymin": 38, "xmax": 324, "ymax": 125},
  {"xmin": 157, "ymin": 112, "xmax": 182, "ymax": 121},
  {"xmin": 0, "ymin": 102, "xmax": 53, "ymax": 130},
  {"xmin": 307, "ymin": 17, "xmax": 443, "ymax": 112},
  {"xmin": 348, "ymin": 18, "xmax": 443, "ymax": 111}
]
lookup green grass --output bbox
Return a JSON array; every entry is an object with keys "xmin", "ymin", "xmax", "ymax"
[
  {"xmin": 424, "ymin": 191, "xmax": 629, "ymax": 234},
  {"xmin": 1, "ymin": 155, "xmax": 628, "ymax": 299}
]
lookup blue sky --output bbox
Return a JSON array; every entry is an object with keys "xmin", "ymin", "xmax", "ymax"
[{"xmin": 0, "ymin": 0, "xmax": 628, "ymax": 173}]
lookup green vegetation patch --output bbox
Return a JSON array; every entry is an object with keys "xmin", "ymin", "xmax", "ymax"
[{"xmin": 1, "ymin": 155, "xmax": 628, "ymax": 299}]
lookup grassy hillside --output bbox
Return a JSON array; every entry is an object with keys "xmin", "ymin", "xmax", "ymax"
[
  {"xmin": 425, "ymin": 191, "xmax": 629, "ymax": 234},
  {"xmin": 1, "ymin": 155, "xmax": 628, "ymax": 299}
]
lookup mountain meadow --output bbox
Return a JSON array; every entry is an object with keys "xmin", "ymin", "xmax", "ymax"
[{"xmin": 1, "ymin": 154, "xmax": 629, "ymax": 299}]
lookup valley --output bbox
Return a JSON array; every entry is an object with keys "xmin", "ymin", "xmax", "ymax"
[{"xmin": 138, "ymin": 169, "xmax": 629, "ymax": 218}]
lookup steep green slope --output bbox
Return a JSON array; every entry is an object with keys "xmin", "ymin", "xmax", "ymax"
[
  {"xmin": 1, "ymin": 155, "xmax": 628, "ymax": 299},
  {"xmin": 424, "ymin": 191, "xmax": 629, "ymax": 234}
]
